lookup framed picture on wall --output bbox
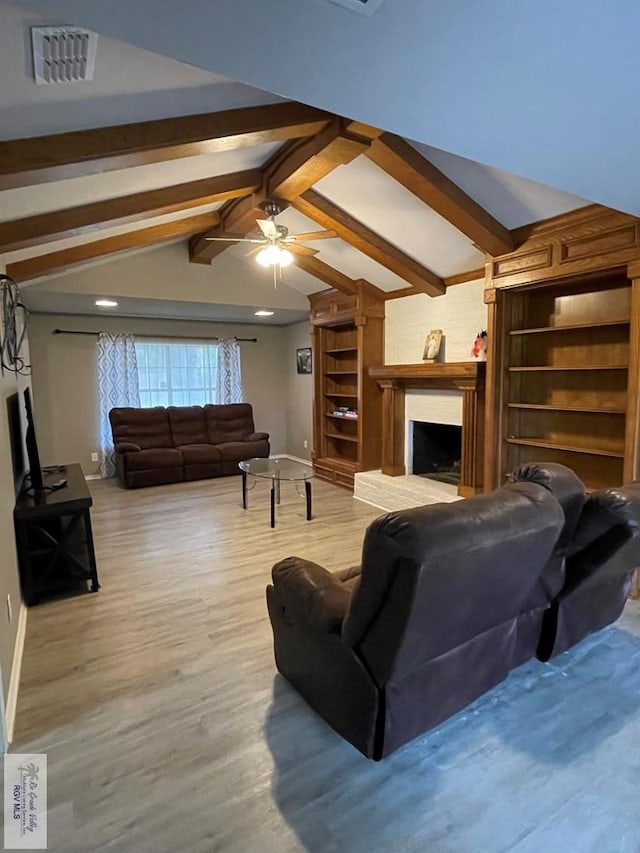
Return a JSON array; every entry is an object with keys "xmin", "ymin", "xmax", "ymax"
[
  {"xmin": 423, "ymin": 329, "xmax": 443, "ymax": 362},
  {"xmin": 296, "ymin": 347, "xmax": 312, "ymax": 374}
]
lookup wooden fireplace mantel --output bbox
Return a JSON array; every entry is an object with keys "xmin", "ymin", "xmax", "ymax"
[{"xmin": 368, "ymin": 362, "xmax": 486, "ymax": 496}]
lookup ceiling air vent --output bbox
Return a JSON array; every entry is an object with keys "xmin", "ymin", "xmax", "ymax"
[
  {"xmin": 323, "ymin": 0, "xmax": 385, "ymax": 15},
  {"xmin": 31, "ymin": 27, "xmax": 98, "ymax": 84}
]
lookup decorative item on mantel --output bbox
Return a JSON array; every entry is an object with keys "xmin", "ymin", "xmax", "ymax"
[
  {"xmin": 422, "ymin": 329, "xmax": 443, "ymax": 363},
  {"xmin": 471, "ymin": 329, "xmax": 488, "ymax": 361}
]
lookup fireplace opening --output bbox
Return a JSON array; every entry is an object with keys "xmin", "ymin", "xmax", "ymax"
[{"xmin": 411, "ymin": 421, "xmax": 462, "ymax": 485}]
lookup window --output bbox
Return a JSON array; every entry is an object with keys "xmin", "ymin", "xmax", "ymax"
[{"xmin": 135, "ymin": 341, "xmax": 220, "ymax": 408}]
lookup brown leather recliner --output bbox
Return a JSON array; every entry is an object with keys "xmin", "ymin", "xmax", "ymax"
[
  {"xmin": 510, "ymin": 462, "xmax": 640, "ymax": 660},
  {"xmin": 267, "ymin": 480, "xmax": 566, "ymax": 760},
  {"xmin": 109, "ymin": 403, "xmax": 269, "ymax": 488}
]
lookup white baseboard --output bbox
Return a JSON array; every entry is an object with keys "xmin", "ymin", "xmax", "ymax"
[
  {"xmin": 85, "ymin": 473, "xmax": 102, "ymax": 480},
  {"xmin": 6, "ymin": 603, "xmax": 27, "ymax": 744}
]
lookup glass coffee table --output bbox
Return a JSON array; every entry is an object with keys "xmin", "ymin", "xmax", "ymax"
[{"xmin": 239, "ymin": 458, "xmax": 313, "ymax": 528}]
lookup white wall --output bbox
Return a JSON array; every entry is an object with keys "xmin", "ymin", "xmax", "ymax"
[
  {"xmin": 0, "ymin": 259, "xmax": 28, "ymax": 721},
  {"xmin": 384, "ymin": 279, "xmax": 486, "ymax": 474},
  {"xmin": 285, "ymin": 321, "xmax": 313, "ymax": 461},
  {"xmin": 29, "ymin": 313, "xmax": 289, "ymax": 476},
  {"xmin": 385, "ymin": 278, "xmax": 487, "ymax": 365}
]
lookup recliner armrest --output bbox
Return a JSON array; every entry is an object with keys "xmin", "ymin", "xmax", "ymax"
[
  {"xmin": 271, "ymin": 556, "xmax": 352, "ymax": 633},
  {"xmin": 115, "ymin": 441, "xmax": 141, "ymax": 453},
  {"xmin": 248, "ymin": 432, "xmax": 269, "ymax": 441}
]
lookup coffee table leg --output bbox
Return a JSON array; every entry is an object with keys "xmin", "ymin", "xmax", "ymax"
[
  {"xmin": 275, "ymin": 472, "xmax": 281, "ymax": 505},
  {"xmin": 270, "ymin": 484, "xmax": 276, "ymax": 528},
  {"xmin": 305, "ymin": 480, "xmax": 312, "ymax": 521},
  {"xmin": 242, "ymin": 470, "xmax": 247, "ymax": 509}
]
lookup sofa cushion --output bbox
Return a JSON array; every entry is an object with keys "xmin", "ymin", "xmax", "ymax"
[
  {"xmin": 109, "ymin": 407, "xmax": 172, "ymax": 449},
  {"xmin": 124, "ymin": 448, "xmax": 184, "ymax": 471},
  {"xmin": 205, "ymin": 403, "xmax": 255, "ymax": 444},
  {"xmin": 177, "ymin": 444, "xmax": 223, "ymax": 465},
  {"xmin": 168, "ymin": 406, "xmax": 208, "ymax": 446},
  {"xmin": 217, "ymin": 440, "xmax": 269, "ymax": 463}
]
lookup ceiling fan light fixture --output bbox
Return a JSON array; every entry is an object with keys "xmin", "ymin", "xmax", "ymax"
[{"xmin": 256, "ymin": 245, "xmax": 293, "ymax": 268}]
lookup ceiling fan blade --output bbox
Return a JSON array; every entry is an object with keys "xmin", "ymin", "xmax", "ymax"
[
  {"xmin": 256, "ymin": 219, "xmax": 279, "ymax": 238},
  {"xmin": 205, "ymin": 236, "xmax": 267, "ymax": 243},
  {"xmin": 246, "ymin": 245, "xmax": 265, "ymax": 258},
  {"xmin": 285, "ymin": 229, "xmax": 337, "ymax": 242},
  {"xmin": 287, "ymin": 243, "xmax": 320, "ymax": 257}
]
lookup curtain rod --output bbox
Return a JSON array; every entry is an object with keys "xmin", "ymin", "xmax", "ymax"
[{"xmin": 52, "ymin": 329, "xmax": 257, "ymax": 343}]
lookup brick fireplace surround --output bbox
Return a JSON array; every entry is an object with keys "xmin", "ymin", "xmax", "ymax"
[{"xmin": 368, "ymin": 362, "xmax": 486, "ymax": 497}]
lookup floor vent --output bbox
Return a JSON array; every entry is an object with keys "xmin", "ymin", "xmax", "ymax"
[
  {"xmin": 31, "ymin": 27, "xmax": 98, "ymax": 84},
  {"xmin": 323, "ymin": 0, "xmax": 385, "ymax": 15}
]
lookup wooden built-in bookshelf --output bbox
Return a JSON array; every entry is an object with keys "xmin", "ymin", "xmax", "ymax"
[{"xmin": 309, "ymin": 288, "xmax": 384, "ymax": 490}]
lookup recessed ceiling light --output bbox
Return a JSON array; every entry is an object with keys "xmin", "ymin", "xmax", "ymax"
[
  {"xmin": 254, "ymin": 310, "xmax": 274, "ymax": 317},
  {"xmin": 95, "ymin": 299, "xmax": 118, "ymax": 307}
]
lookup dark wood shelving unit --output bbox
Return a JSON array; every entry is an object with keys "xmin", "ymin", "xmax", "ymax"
[
  {"xmin": 509, "ymin": 364, "xmax": 628, "ymax": 372},
  {"xmin": 509, "ymin": 319, "xmax": 629, "ymax": 335},
  {"xmin": 506, "ymin": 438, "xmax": 625, "ymax": 458},
  {"xmin": 310, "ymin": 288, "xmax": 384, "ymax": 490},
  {"xmin": 490, "ymin": 273, "xmax": 633, "ymax": 491},
  {"xmin": 507, "ymin": 403, "xmax": 626, "ymax": 414}
]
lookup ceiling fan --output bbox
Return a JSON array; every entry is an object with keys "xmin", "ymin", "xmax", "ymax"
[{"xmin": 205, "ymin": 200, "xmax": 336, "ymax": 286}]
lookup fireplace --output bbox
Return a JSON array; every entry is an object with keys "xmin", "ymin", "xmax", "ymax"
[
  {"xmin": 368, "ymin": 361, "xmax": 485, "ymax": 497},
  {"xmin": 411, "ymin": 421, "xmax": 462, "ymax": 485}
]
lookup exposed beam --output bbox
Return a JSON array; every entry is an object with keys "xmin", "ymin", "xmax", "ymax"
[
  {"xmin": 444, "ymin": 267, "xmax": 485, "ymax": 286},
  {"xmin": 190, "ymin": 120, "xmax": 370, "ymax": 264},
  {"xmin": 0, "ymin": 170, "xmax": 261, "ymax": 253},
  {"xmin": 342, "ymin": 121, "xmax": 384, "ymax": 142},
  {"xmin": 189, "ymin": 194, "xmax": 266, "ymax": 263},
  {"xmin": 291, "ymin": 253, "xmax": 383, "ymax": 300},
  {"xmin": 384, "ymin": 266, "xmax": 486, "ymax": 299},
  {"xmin": 366, "ymin": 133, "xmax": 515, "ymax": 256},
  {"xmin": 265, "ymin": 119, "xmax": 367, "ymax": 202},
  {"xmin": 7, "ymin": 212, "xmax": 219, "ymax": 283},
  {"xmin": 0, "ymin": 102, "xmax": 332, "ymax": 190},
  {"xmin": 293, "ymin": 190, "xmax": 445, "ymax": 296}
]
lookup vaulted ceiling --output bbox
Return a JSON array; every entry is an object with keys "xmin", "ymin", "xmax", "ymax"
[{"xmin": 0, "ymin": 0, "xmax": 595, "ymax": 324}]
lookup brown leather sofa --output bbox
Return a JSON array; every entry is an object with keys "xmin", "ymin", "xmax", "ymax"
[
  {"xmin": 267, "ymin": 478, "xmax": 566, "ymax": 759},
  {"xmin": 267, "ymin": 464, "xmax": 640, "ymax": 759},
  {"xmin": 511, "ymin": 462, "xmax": 640, "ymax": 660},
  {"xmin": 109, "ymin": 403, "xmax": 269, "ymax": 488}
]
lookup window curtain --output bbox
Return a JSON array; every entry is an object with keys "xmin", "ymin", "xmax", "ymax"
[
  {"xmin": 97, "ymin": 333, "xmax": 140, "ymax": 478},
  {"xmin": 215, "ymin": 338, "xmax": 244, "ymax": 404}
]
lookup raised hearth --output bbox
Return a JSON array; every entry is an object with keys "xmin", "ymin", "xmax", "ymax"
[{"xmin": 368, "ymin": 362, "xmax": 486, "ymax": 497}]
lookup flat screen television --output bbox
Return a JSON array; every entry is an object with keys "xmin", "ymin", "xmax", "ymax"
[
  {"xmin": 6, "ymin": 392, "xmax": 25, "ymax": 496},
  {"xmin": 23, "ymin": 387, "xmax": 44, "ymax": 492}
]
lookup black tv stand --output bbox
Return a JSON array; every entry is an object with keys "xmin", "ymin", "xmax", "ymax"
[{"xmin": 14, "ymin": 463, "xmax": 100, "ymax": 606}]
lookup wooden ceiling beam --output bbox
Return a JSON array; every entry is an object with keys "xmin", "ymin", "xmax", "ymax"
[
  {"xmin": 0, "ymin": 102, "xmax": 332, "ymax": 190},
  {"xmin": 383, "ymin": 266, "xmax": 486, "ymax": 300},
  {"xmin": 0, "ymin": 169, "xmax": 261, "ymax": 254},
  {"xmin": 291, "ymin": 253, "xmax": 383, "ymax": 300},
  {"xmin": 7, "ymin": 212, "xmax": 219, "ymax": 283},
  {"xmin": 265, "ymin": 119, "xmax": 367, "ymax": 202},
  {"xmin": 293, "ymin": 190, "xmax": 445, "ymax": 296},
  {"xmin": 189, "ymin": 194, "xmax": 267, "ymax": 263},
  {"xmin": 366, "ymin": 133, "xmax": 515, "ymax": 256},
  {"xmin": 190, "ymin": 119, "xmax": 370, "ymax": 264}
]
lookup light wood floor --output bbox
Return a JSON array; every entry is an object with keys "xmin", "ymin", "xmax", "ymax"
[
  {"xmin": 13, "ymin": 474, "xmax": 381, "ymax": 852},
  {"xmin": 13, "ymin": 474, "xmax": 640, "ymax": 852}
]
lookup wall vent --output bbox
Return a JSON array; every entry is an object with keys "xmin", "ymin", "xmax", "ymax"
[
  {"xmin": 323, "ymin": 0, "xmax": 385, "ymax": 16},
  {"xmin": 31, "ymin": 27, "xmax": 98, "ymax": 84}
]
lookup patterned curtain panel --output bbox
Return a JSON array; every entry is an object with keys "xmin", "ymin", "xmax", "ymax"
[
  {"xmin": 97, "ymin": 333, "xmax": 140, "ymax": 478},
  {"xmin": 215, "ymin": 338, "xmax": 244, "ymax": 404}
]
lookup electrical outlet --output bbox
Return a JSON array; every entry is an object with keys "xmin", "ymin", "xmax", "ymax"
[
  {"xmin": 6, "ymin": 594, "xmax": 12, "ymax": 623},
  {"xmin": 91, "ymin": 452, "xmax": 99, "ymax": 462},
  {"xmin": 303, "ymin": 440, "xmax": 308, "ymax": 449}
]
